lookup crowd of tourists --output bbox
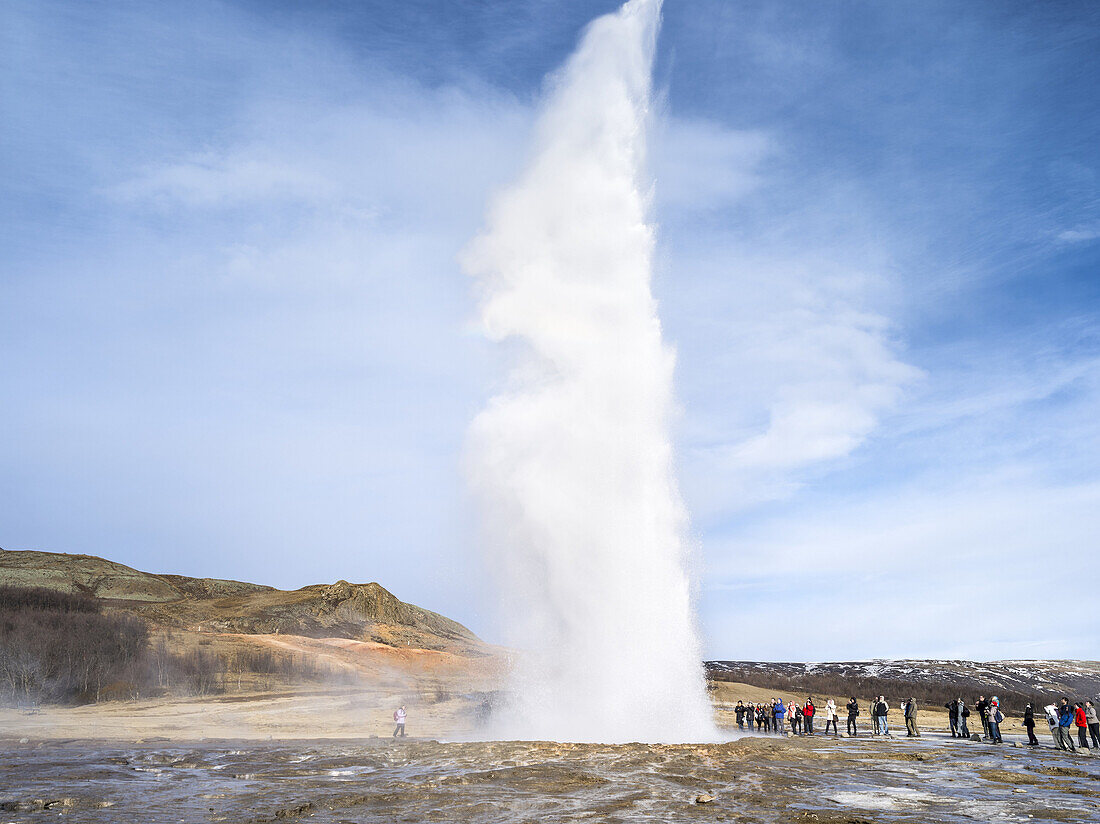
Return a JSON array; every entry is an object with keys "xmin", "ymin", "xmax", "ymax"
[
  {"xmin": 732, "ymin": 696, "xmax": 920, "ymax": 738},
  {"xmin": 1037, "ymin": 698, "xmax": 1100, "ymax": 752},
  {"xmin": 732, "ymin": 693, "xmax": 1099, "ymax": 752}
]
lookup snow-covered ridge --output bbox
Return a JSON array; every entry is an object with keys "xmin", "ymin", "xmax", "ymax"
[{"xmin": 705, "ymin": 659, "xmax": 1100, "ymax": 698}]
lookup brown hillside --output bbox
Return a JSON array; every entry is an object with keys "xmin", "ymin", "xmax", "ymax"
[
  {"xmin": 0, "ymin": 548, "xmax": 482, "ymax": 654},
  {"xmin": 0, "ymin": 549, "xmax": 191, "ymax": 601}
]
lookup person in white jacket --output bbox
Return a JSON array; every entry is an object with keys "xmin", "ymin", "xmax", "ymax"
[
  {"xmin": 1044, "ymin": 703, "xmax": 1062, "ymax": 748},
  {"xmin": 824, "ymin": 699, "xmax": 839, "ymax": 735}
]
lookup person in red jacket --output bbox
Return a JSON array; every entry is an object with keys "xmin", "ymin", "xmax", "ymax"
[
  {"xmin": 1075, "ymin": 703, "xmax": 1091, "ymax": 749},
  {"xmin": 803, "ymin": 697, "xmax": 817, "ymax": 735}
]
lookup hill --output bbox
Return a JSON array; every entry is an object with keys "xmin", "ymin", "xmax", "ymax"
[
  {"xmin": 0, "ymin": 548, "xmax": 502, "ymax": 704},
  {"xmin": 706, "ymin": 659, "xmax": 1100, "ymax": 708},
  {"xmin": 0, "ymin": 548, "xmax": 480, "ymax": 652}
]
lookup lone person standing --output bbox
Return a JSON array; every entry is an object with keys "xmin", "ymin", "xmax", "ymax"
[
  {"xmin": 393, "ymin": 705, "xmax": 407, "ymax": 738},
  {"xmin": 904, "ymin": 697, "xmax": 919, "ymax": 737},
  {"xmin": 1023, "ymin": 703, "xmax": 1039, "ymax": 745},
  {"xmin": 846, "ymin": 696, "xmax": 860, "ymax": 737}
]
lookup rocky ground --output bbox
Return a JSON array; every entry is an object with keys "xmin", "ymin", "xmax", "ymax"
[{"xmin": 1, "ymin": 731, "xmax": 1097, "ymax": 823}]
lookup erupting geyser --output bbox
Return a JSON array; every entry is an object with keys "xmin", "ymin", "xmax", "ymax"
[{"xmin": 464, "ymin": 0, "xmax": 715, "ymax": 742}]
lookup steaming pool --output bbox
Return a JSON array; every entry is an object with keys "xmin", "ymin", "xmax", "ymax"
[{"xmin": 2, "ymin": 734, "xmax": 1097, "ymax": 823}]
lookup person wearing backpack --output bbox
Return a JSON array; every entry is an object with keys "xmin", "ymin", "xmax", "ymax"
[
  {"xmin": 392, "ymin": 705, "xmax": 407, "ymax": 738},
  {"xmin": 846, "ymin": 697, "xmax": 860, "ymax": 736},
  {"xmin": 987, "ymin": 698, "xmax": 1004, "ymax": 744}
]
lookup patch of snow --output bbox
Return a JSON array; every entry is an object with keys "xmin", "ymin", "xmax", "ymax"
[{"xmin": 827, "ymin": 788, "xmax": 945, "ymax": 810}]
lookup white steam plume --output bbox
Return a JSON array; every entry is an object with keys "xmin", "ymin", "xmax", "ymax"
[{"xmin": 463, "ymin": 0, "xmax": 715, "ymax": 742}]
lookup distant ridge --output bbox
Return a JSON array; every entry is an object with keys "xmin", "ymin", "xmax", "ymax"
[
  {"xmin": 0, "ymin": 548, "xmax": 480, "ymax": 653},
  {"xmin": 706, "ymin": 659, "xmax": 1100, "ymax": 704},
  {"xmin": 0, "ymin": 548, "xmax": 271, "ymax": 602}
]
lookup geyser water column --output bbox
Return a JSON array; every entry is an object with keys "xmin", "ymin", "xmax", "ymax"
[{"xmin": 464, "ymin": 0, "xmax": 715, "ymax": 742}]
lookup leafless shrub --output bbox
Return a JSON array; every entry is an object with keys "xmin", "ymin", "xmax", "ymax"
[
  {"xmin": 2, "ymin": 586, "xmax": 364, "ymax": 703},
  {"xmin": 0, "ymin": 586, "xmax": 148, "ymax": 703}
]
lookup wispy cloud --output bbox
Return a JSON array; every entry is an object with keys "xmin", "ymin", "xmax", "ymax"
[
  {"xmin": 1056, "ymin": 223, "xmax": 1100, "ymax": 244},
  {"xmin": 701, "ymin": 476, "xmax": 1100, "ymax": 660}
]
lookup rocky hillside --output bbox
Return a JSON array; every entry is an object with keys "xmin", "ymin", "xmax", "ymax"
[
  {"xmin": 0, "ymin": 548, "xmax": 480, "ymax": 653},
  {"xmin": 706, "ymin": 659, "xmax": 1100, "ymax": 705}
]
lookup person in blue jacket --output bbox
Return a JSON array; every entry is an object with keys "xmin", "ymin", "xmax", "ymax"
[
  {"xmin": 774, "ymin": 697, "xmax": 786, "ymax": 732},
  {"xmin": 987, "ymin": 698, "xmax": 1004, "ymax": 744},
  {"xmin": 1057, "ymin": 697, "xmax": 1077, "ymax": 751}
]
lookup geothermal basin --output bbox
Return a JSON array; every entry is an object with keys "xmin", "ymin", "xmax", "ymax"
[{"xmin": 3, "ymin": 732, "xmax": 1098, "ymax": 823}]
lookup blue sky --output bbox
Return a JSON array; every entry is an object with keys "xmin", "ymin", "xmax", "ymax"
[{"xmin": 3, "ymin": 0, "xmax": 1098, "ymax": 661}]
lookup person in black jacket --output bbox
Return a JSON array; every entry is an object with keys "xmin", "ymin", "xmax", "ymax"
[
  {"xmin": 976, "ymin": 696, "xmax": 990, "ymax": 739},
  {"xmin": 1023, "ymin": 703, "xmax": 1038, "ymax": 745},
  {"xmin": 904, "ymin": 698, "xmax": 919, "ymax": 737},
  {"xmin": 735, "ymin": 701, "xmax": 746, "ymax": 731},
  {"xmin": 846, "ymin": 697, "xmax": 860, "ymax": 737},
  {"xmin": 874, "ymin": 696, "xmax": 891, "ymax": 736},
  {"xmin": 945, "ymin": 700, "xmax": 959, "ymax": 737}
]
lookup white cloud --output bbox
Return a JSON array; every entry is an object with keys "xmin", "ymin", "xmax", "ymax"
[
  {"xmin": 665, "ymin": 245, "xmax": 921, "ymax": 515},
  {"xmin": 111, "ymin": 153, "xmax": 334, "ymax": 207},
  {"xmin": 701, "ymin": 477, "xmax": 1100, "ymax": 660},
  {"xmin": 1056, "ymin": 223, "xmax": 1100, "ymax": 243}
]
